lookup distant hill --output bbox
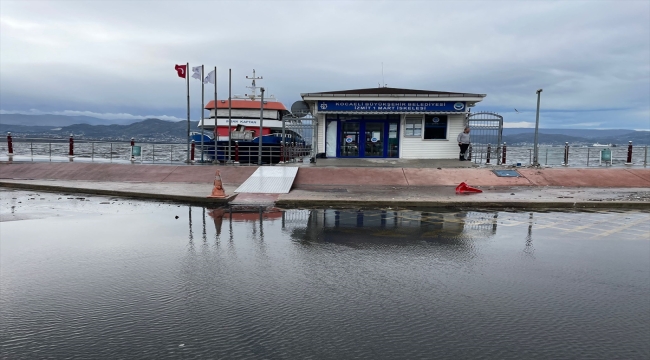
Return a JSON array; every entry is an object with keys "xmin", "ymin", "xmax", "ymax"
[
  {"xmin": 0, "ymin": 113, "xmax": 141, "ymax": 127},
  {"xmin": 1, "ymin": 118, "xmax": 200, "ymax": 142}
]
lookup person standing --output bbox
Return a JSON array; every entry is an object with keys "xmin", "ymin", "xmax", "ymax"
[{"xmin": 457, "ymin": 127, "xmax": 471, "ymax": 161}]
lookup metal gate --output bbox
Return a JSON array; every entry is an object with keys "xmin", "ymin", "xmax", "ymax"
[
  {"xmin": 282, "ymin": 115, "xmax": 317, "ymax": 162},
  {"xmin": 467, "ymin": 112, "xmax": 503, "ymax": 165}
]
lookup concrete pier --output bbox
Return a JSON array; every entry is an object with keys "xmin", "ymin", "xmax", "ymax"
[{"xmin": 1, "ymin": 162, "xmax": 649, "ymax": 209}]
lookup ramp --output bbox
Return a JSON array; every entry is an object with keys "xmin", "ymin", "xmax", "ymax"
[{"xmin": 235, "ymin": 167, "xmax": 299, "ymax": 194}]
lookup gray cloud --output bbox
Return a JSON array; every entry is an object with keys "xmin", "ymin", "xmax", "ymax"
[{"xmin": 1, "ymin": 0, "xmax": 648, "ymax": 129}]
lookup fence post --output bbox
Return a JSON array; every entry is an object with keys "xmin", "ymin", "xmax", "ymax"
[
  {"xmin": 467, "ymin": 144, "xmax": 472, "ymax": 161},
  {"xmin": 6, "ymin": 132, "xmax": 13, "ymax": 155},
  {"xmin": 68, "ymin": 134, "xmax": 74, "ymax": 158},
  {"xmin": 644, "ymin": 145, "xmax": 647, "ymax": 168},
  {"xmin": 190, "ymin": 140, "xmax": 195, "ymax": 163},
  {"xmin": 563, "ymin": 142, "xmax": 569, "ymax": 166},
  {"xmin": 501, "ymin": 142, "xmax": 507, "ymax": 165},
  {"xmin": 279, "ymin": 144, "xmax": 285, "ymax": 164},
  {"xmin": 586, "ymin": 148, "xmax": 590, "ymax": 167},
  {"xmin": 130, "ymin": 137, "xmax": 135, "ymax": 161},
  {"xmin": 625, "ymin": 141, "xmax": 633, "ymax": 165},
  {"xmin": 91, "ymin": 142, "xmax": 94, "ymax": 161},
  {"xmin": 486, "ymin": 144, "xmax": 492, "ymax": 165},
  {"xmin": 234, "ymin": 141, "xmax": 240, "ymax": 164}
]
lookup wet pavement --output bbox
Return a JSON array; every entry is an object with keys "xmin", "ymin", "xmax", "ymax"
[
  {"xmin": 1, "ymin": 162, "xmax": 650, "ymax": 209},
  {"xmin": 1, "ymin": 189, "xmax": 648, "ymax": 359}
]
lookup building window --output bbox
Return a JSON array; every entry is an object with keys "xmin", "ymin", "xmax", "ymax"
[
  {"xmin": 404, "ymin": 115, "xmax": 422, "ymax": 137},
  {"xmin": 424, "ymin": 115, "xmax": 448, "ymax": 140}
]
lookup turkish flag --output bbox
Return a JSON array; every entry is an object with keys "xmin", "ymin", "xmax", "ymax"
[{"xmin": 175, "ymin": 64, "xmax": 187, "ymax": 78}]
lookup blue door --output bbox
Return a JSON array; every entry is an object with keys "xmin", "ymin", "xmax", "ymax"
[{"xmin": 338, "ymin": 121, "xmax": 393, "ymax": 158}]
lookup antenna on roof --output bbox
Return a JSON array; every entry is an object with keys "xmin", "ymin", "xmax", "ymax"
[
  {"xmin": 381, "ymin": 62, "xmax": 385, "ymax": 87},
  {"xmin": 245, "ymin": 69, "xmax": 263, "ymax": 100}
]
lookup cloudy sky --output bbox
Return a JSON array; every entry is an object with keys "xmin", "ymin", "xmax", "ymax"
[{"xmin": 1, "ymin": 0, "xmax": 649, "ymax": 129}]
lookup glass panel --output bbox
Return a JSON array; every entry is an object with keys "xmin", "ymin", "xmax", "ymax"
[
  {"xmin": 340, "ymin": 121, "xmax": 359, "ymax": 157},
  {"xmin": 405, "ymin": 118, "xmax": 422, "ymax": 137},
  {"xmin": 364, "ymin": 122, "xmax": 384, "ymax": 157},
  {"xmin": 424, "ymin": 115, "xmax": 448, "ymax": 139},
  {"xmin": 388, "ymin": 121, "xmax": 399, "ymax": 158}
]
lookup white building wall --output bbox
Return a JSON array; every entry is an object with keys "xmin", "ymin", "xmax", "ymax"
[
  {"xmin": 400, "ymin": 114, "xmax": 466, "ymax": 159},
  {"xmin": 317, "ymin": 114, "xmax": 325, "ymax": 155}
]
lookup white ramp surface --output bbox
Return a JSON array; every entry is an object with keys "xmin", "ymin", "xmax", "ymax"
[{"xmin": 235, "ymin": 167, "xmax": 299, "ymax": 194}]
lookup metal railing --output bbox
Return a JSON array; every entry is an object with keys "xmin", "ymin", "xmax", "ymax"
[
  {"xmin": 469, "ymin": 143, "xmax": 648, "ymax": 168},
  {"xmin": 2, "ymin": 135, "xmax": 647, "ymax": 168},
  {"xmin": 1, "ymin": 138, "xmax": 189, "ymax": 163},
  {"xmin": 194, "ymin": 142, "xmax": 312, "ymax": 165}
]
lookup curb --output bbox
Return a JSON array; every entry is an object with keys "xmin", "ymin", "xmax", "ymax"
[
  {"xmin": 2, "ymin": 181, "xmax": 648, "ymax": 210},
  {"xmin": 0, "ymin": 181, "xmax": 236, "ymax": 205},
  {"xmin": 274, "ymin": 199, "xmax": 650, "ymax": 210}
]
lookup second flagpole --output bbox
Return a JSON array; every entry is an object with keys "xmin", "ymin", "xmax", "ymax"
[
  {"xmin": 201, "ymin": 64, "xmax": 205, "ymax": 162},
  {"xmin": 186, "ymin": 62, "xmax": 190, "ymax": 163}
]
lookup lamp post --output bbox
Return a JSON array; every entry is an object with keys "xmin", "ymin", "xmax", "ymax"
[
  {"xmin": 258, "ymin": 87, "xmax": 265, "ymax": 165},
  {"xmin": 533, "ymin": 89, "xmax": 542, "ymax": 166}
]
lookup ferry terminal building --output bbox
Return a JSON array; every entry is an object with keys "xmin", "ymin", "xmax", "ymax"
[{"xmin": 300, "ymin": 87, "xmax": 486, "ymax": 159}]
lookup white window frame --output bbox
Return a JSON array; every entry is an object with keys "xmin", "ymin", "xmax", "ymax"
[{"xmin": 404, "ymin": 115, "xmax": 423, "ymax": 138}]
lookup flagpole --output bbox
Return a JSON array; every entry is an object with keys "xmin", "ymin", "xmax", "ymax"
[
  {"xmin": 214, "ymin": 66, "xmax": 217, "ymax": 140},
  {"xmin": 227, "ymin": 68, "xmax": 232, "ymax": 163},
  {"xmin": 213, "ymin": 66, "xmax": 217, "ymax": 164},
  {"xmin": 201, "ymin": 64, "xmax": 205, "ymax": 163},
  {"xmin": 186, "ymin": 62, "xmax": 190, "ymax": 163}
]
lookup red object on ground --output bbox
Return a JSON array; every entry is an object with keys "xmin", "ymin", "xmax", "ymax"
[{"xmin": 455, "ymin": 182, "xmax": 483, "ymax": 194}]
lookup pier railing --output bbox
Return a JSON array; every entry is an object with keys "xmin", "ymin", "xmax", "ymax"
[
  {"xmin": 2, "ymin": 134, "xmax": 647, "ymax": 167},
  {"xmin": 469, "ymin": 142, "xmax": 648, "ymax": 167},
  {"xmin": 1, "ymin": 135, "xmax": 313, "ymax": 165}
]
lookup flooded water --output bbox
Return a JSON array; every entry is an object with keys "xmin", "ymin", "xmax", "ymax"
[{"xmin": 1, "ymin": 190, "xmax": 649, "ymax": 359}]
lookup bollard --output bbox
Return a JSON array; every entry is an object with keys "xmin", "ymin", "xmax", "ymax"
[
  {"xmin": 501, "ymin": 142, "xmax": 507, "ymax": 165},
  {"xmin": 467, "ymin": 144, "xmax": 472, "ymax": 161},
  {"xmin": 563, "ymin": 142, "xmax": 569, "ymax": 166},
  {"xmin": 69, "ymin": 134, "xmax": 74, "ymax": 158},
  {"xmin": 486, "ymin": 144, "xmax": 492, "ymax": 165},
  {"xmin": 130, "ymin": 137, "xmax": 135, "ymax": 161},
  {"xmin": 190, "ymin": 140, "xmax": 195, "ymax": 163},
  {"xmin": 625, "ymin": 141, "xmax": 633, "ymax": 165},
  {"xmin": 234, "ymin": 141, "xmax": 240, "ymax": 164},
  {"xmin": 7, "ymin": 132, "xmax": 13, "ymax": 155}
]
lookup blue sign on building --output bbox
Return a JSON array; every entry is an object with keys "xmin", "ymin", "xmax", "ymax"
[{"xmin": 317, "ymin": 101, "xmax": 465, "ymax": 112}]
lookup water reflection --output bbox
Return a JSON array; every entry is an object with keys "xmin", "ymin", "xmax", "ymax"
[{"xmin": 202, "ymin": 206, "xmax": 503, "ymax": 248}]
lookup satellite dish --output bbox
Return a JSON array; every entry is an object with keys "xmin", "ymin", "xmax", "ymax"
[{"xmin": 291, "ymin": 101, "xmax": 310, "ymax": 117}]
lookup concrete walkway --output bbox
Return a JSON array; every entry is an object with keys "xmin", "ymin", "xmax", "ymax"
[{"xmin": 1, "ymin": 162, "xmax": 649, "ymax": 209}]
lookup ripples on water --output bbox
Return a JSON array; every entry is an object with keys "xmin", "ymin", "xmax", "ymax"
[{"xmin": 1, "ymin": 190, "xmax": 649, "ymax": 359}]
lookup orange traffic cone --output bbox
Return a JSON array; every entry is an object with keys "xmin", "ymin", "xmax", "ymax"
[
  {"xmin": 455, "ymin": 182, "xmax": 483, "ymax": 194},
  {"xmin": 207, "ymin": 170, "xmax": 227, "ymax": 198}
]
